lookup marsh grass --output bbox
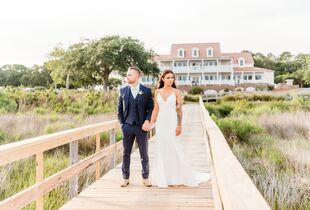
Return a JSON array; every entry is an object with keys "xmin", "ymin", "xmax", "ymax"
[{"xmin": 205, "ymin": 94, "xmax": 310, "ymax": 210}]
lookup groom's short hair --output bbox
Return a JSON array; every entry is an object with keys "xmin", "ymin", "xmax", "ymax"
[{"xmin": 128, "ymin": 66, "xmax": 143, "ymax": 76}]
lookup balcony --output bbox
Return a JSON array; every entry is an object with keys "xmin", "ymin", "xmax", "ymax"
[{"xmin": 171, "ymin": 65, "xmax": 233, "ymax": 73}]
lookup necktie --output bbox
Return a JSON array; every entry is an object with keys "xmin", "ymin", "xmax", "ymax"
[{"xmin": 132, "ymin": 86, "xmax": 138, "ymax": 99}]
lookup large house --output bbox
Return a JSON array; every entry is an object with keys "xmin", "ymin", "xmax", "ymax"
[{"xmin": 141, "ymin": 43, "xmax": 274, "ymax": 87}]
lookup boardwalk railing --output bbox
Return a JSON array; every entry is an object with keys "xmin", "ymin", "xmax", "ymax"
[
  {"xmin": 0, "ymin": 120, "xmax": 155, "ymax": 210},
  {"xmin": 199, "ymin": 97, "xmax": 271, "ymax": 210}
]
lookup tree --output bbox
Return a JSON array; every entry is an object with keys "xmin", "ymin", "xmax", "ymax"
[
  {"xmin": 44, "ymin": 45, "xmax": 66, "ymax": 89},
  {"xmin": 82, "ymin": 35, "xmax": 154, "ymax": 91},
  {"xmin": 0, "ymin": 64, "xmax": 29, "ymax": 86},
  {"xmin": 20, "ymin": 65, "xmax": 53, "ymax": 87},
  {"xmin": 291, "ymin": 69, "xmax": 305, "ymax": 87},
  {"xmin": 45, "ymin": 36, "xmax": 159, "ymax": 90},
  {"xmin": 302, "ymin": 56, "xmax": 310, "ymax": 86}
]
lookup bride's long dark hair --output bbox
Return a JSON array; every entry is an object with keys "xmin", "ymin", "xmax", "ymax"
[{"xmin": 157, "ymin": 70, "xmax": 177, "ymax": 89}]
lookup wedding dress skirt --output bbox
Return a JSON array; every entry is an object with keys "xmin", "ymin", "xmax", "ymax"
[{"xmin": 150, "ymin": 92, "xmax": 210, "ymax": 188}]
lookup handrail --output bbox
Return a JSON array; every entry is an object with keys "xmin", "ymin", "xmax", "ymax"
[
  {"xmin": 0, "ymin": 120, "xmax": 119, "ymax": 166},
  {"xmin": 199, "ymin": 97, "xmax": 271, "ymax": 210},
  {"xmin": 0, "ymin": 119, "xmax": 155, "ymax": 210}
]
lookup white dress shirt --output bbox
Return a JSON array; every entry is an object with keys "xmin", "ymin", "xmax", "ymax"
[{"xmin": 130, "ymin": 83, "xmax": 140, "ymax": 99}]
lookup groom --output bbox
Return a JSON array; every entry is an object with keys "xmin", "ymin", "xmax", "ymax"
[{"xmin": 117, "ymin": 66, "xmax": 154, "ymax": 187}]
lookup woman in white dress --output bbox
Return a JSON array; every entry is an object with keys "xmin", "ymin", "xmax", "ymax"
[{"xmin": 148, "ymin": 70, "xmax": 210, "ymax": 188}]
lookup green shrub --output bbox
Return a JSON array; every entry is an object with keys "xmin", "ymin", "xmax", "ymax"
[
  {"xmin": 221, "ymin": 93, "xmax": 285, "ymax": 102},
  {"xmin": 0, "ymin": 92, "xmax": 17, "ymax": 112},
  {"xmin": 0, "ymin": 130, "xmax": 5, "ymax": 143},
  {"xmin": 0, "ymin": 108, "xmax": 8, "ymax": 114},
  {"xmin": 217, "ymin": 118, "xmax": 262, "ymax": 144},
  {"xmin": 34, "ymin": 107, "xmax": 49, "ymax": 114},
  {"xmin": 0, "ymin": 88, "xmax": 117, "ymax": 115},
  {"xmin": 267, "ymin": 84, "xmax": 275, "ymax": 91},
  {"xmin": 256, "ymin": 85, "xmax": 267, "ymax": 91},
  {"xmin": 270, "ymin": 101, "xmax": 291, "ymax": 112},
  {"xmin": 205, "ymin": 103, "xmax": 234, "ymax": 118},
  {"xmin": 188, "ymin": 86, "xmax": 203, "ymax": 95},
  {"xmin": 184, "ymin": 95, "xmax": 199, "ymax": 102},
  {"xmin": 235, "ymin": 87, "xmax": 243, "ymax": 92}
]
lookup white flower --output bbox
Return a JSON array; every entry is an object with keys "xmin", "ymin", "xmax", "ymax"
[{"xmin": 138, "ymin": 90, "xmax": 143, "ymax": 95}]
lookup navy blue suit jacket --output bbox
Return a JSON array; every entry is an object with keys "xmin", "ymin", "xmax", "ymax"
[{"xmin": 117, "ymin": 84, "xmax": 154, "ymax": 127}]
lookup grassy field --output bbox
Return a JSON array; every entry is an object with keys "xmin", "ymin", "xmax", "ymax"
[
  {"xmin": 0, "ymin": 88, "xmax": 123, "ymax": 209},
  {"xmin": 205, "ymin": 93, "xmax": 310, "ymax": 210}
]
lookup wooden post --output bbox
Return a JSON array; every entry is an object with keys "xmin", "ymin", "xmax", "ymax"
[
  {"xmin": 95, "ymin": 133, "xmax": 101, "ymax": 180},
  {"xmin": 109, "ymin": 129, "xmax": 116, "ymax": 169},
  {"xmin": 69, "ymin": 141, "xmax": 78, "ymax": 198},
  {"xmin": 35, "ymin": 152, "xmax": 43, "ymax": 210},
  {"xmin": 149, "ymin": 129, "xmax": 153, "ymax": 138},
  {"xmin": 152, "ymin": 127, "xmax": 155, "ymax": 137}
]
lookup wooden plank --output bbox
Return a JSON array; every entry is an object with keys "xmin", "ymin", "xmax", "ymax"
[
  {"xmin": 35, "ymin": 152, "xmax": 43, "ymax": 210},
  {"xmin": 60, "ymin": 104, "xmax": 214, "ymax": 210},
  {"xmin": 109, "ymin": 128, "xmax": 116, "ymax": 170},
  {"xmin": 95, "ymin": 133, "xmax": 100, "ymax": 180},
  {"xmin": 69, "ymin": 140, "xmax": 79, "ymax": 198},
  {"xmin": 199, "ymin": 100, "xmax": 223, "ymax": 210},
  {"xmin": 199, "ymin": 98, "xmax": 270, "ymax": 210}
]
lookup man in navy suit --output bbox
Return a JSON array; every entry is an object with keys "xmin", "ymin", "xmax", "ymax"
[{"xmin": 117, "ymin": 66, "xmax": 154, "ymax": 187}]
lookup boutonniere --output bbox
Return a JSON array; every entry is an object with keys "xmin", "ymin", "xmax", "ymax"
[{"xmin": 138, "ymin": 90, "xmax": 143, "ymax": 95}]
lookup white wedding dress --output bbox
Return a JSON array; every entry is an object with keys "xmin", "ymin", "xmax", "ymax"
[{"xmin": 150, "ymin": 91, "xmax": 210, "ymax": 188}]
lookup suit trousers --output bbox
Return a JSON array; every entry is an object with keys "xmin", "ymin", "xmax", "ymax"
[{"xmin": 121, "ymin": 123, "xmax": 149, "ymax": 179}]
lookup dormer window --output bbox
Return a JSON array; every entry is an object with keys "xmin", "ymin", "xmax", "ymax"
[
  {"xmin": 178, "ymin": 48, "xmax": 185, "ymax": 58},
  {"xmin": 206, "ymin": 48, "xmax": 213, "ymax": 57},
  {"xmin": 238, "ymin": 58, "xmax": 245, "ymax": 66},
  {"xmin": 192, "ymin": 48, "xmax": 199, "ymax": 57}
]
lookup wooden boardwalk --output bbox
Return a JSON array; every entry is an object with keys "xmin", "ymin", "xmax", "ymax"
[{"xmin": 60, "ymin": 104, "xmax": 214, "ymax": 210}]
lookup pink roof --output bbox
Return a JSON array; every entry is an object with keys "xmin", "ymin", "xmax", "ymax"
[
  {"xmin": 155, "ymin": 54, "xmax": 170, "ymax": 61},
  {"xmin": 222, "ymin": 52, "xmax": 254, "ymax": 64},
  {"xmin": 170, "ymin": 43, "xmax": 221, "ymax": 59},
  {"xmin": 233, "ymin": 67, "xmax": 274, "ymax": 72}
]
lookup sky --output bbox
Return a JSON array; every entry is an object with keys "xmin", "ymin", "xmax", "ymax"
[{"xmin": 0, "ymin": 0, "xmax": 309, "ymax": 67}]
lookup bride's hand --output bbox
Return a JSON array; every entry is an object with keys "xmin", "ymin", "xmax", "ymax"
[
  {"xmin": 175, "ymin": 126, "xmax": 182, "ymax": 136},
  {"xmin": 148, "ymin": 123, "xmax": 154, "ymax": 131}
]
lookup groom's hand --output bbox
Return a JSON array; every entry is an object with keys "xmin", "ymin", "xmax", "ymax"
[{"xmin": 142, "ymin": 120, "xmax": 150, "ymax": 131}]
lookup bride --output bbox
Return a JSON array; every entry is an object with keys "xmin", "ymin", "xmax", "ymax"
[{"xmin": 147, "ymin": 70, "xmax": 210, "ymax": 188}]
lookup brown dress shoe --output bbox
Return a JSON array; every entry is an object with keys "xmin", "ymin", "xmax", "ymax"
[
  {"xmin": 120, "ymin": 179, "xmax": 130, "ymax": 187},
  {"xmin": 142, "ymin": 179, "xmax": 152, "ymax": 187}
]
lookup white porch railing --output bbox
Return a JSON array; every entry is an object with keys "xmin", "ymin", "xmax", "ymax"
[{"xmin": 172, "ymin": 65, "xmax": 233, "ymax": 73}]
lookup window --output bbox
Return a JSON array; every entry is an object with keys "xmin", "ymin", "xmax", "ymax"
[
  {"xmin": 192, "ymin": 48, "xmax": 199, "ymax": 57},
  {"xmin": 222, "ymin": 75, "xmax": 231, "ymax": 80},
  {"xmin": 175, "ymin": 61, "xmax": 187, "ymax": 66},
  {"xmin": 238, "ymin": 58, "xmax": 245, "ymax": 66},
  {"xmin": 255, "ymin": 74, "xmax": 262, "ymax": 80},
  {"xmin": 204, "ymin": 60, "xmax": 217, "ymax": 66},
  {"xmin": 210, "ymin": 75, "xmax": 217, "ymax": 80},
  {"xmin": 178, "ymin": 76, "xmax": 182, "ymax": 81},
  {"xmin": 206, "ymin": 48, "xmax": 214, "ymax": 57},
  {"xmin": 178, "ymin": 48, "xmax": 185, "ymax": 58},
  {"xmin": 248, "ymin": 75, "xmax": 253, "ymax": 80},
  {"xmin": 183, "ymin": 75, "xmax": 187, "ymax": 80},
  {"xmin": 205, "ymin": 75, "xmax": 209, "ymax": 80},
  {"xmin": 243, "ymin": 75, "xmax": 248, "ymax": 80}
]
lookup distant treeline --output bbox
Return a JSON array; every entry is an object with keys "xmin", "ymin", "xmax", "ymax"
[{"xmin": 0, "ymin": 35, "xmax": 160, "ymax": 90}]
